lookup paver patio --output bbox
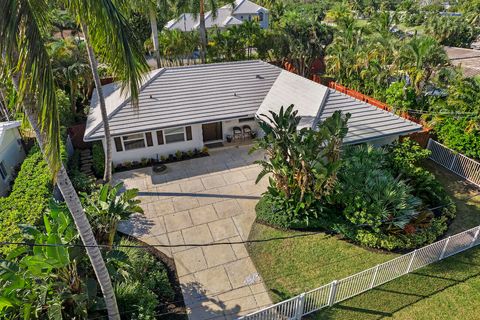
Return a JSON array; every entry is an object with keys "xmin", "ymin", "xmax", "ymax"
[{"xmin": 113, "ymin": 145, "xmax": 272, "ymax": 319}]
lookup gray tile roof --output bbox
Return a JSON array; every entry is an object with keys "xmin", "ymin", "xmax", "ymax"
[
  {"xmin": 85, "ymin": 61, "xmax": 423, "ymax": 144},
  {"xmin": 321, "ymin": 90, "xmax": 422, "ymax": 144},
  {"xmin": 85, "ymin": 61, "xmax": 282, "ymax": 141}
]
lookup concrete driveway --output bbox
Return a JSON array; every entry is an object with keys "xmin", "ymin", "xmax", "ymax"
[{"xmin": 113, "ymin": 145, "xmax": 271, "ymax": 319}]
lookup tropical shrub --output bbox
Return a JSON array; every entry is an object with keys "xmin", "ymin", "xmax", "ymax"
[
  {"xmin": 83, "ymin": 182, "xmax": 143, "ymax": 247},
  {"xmin": 92, "ymin": 142, "xmax": 105, "ymax": 178},
  {"xmin": 115, "ymin": 281, "xmax": 158, "ymax": 320},
  {"xmin": 252, "ymin": 105, "xmax": 350, "ymax": 228},
  {"xmin": 113, "ymin": 239, "xmax": 175, "ymax": 301},
  {"xmin": 0, "ymin": 204, "xmax": 91, "ymax": 319},
  {"xmin": 330, "ymin": 141, "xmax": 455, "ymax": 250},
  {"xmin": 0, "ymin": 147, "xmax": 52, "ymax": 255},
  {"xmin": 435, "ymin": 117, "xmax": 480, "ymax": 160}
]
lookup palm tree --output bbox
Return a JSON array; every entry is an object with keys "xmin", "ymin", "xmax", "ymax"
[
  {"xmin": 179, "ymin": 0, "xmax": 235, "ymax": 63},
  {"xmin": 0, "ymin": 1, "xmax": 120, "ymax": 319},
  {"xmin": 399, "ymin": 36, "xmax": 449, "ymax": 93},
  {"xmin": 66, "ymin": 0, "xmax": 149, "ymax": 183}
]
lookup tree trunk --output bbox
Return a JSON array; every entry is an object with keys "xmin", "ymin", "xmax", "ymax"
[
  {"xmin": 11, "ymin": 76, "xmax": 120, "ymax": 320},
  {"xmin": 81, "ymin": 22, "xmax": 113, "ymax": 183},
  {"xmin": 199, "ymin": 0, "xmax": 208, "ymax": 64},
  {"xmin": 149, "ymin": 9, "xmax": 161, "ymax": 68}
]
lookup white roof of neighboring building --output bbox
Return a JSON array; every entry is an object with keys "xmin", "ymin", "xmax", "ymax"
[
  {"xmin": 84, "ymin": 61, "xmax": 422, "ymax": 144},
  {"xmin": 165, "ymin": 13, "xmax": 199, "ymax": 32},
  {"xmin": 165, "ymin": 0, "xmax": 267, "ymax": 31},
  {"xmin": 232, "ymin": 0, "xmax": 266, "ymax": 14},
  {"xmin": 0, "ymin": 121, "xmax": 21, "ymax": 146}
]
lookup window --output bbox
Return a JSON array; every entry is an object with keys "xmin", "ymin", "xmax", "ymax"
[
  {"xmin": 258, "ymin": 12, "xmax": 264, "ymax": 22},
  {"xmin": 239, "ymin": 117, "xmax": 255, "ymax": 123},
  {"xmin": 156, "ymin": 130, "xmax": 164, "ymax": 145},
  {"xmin": 114, "ymin": 137, "xmax": 123, "ymax": 152},
  {"xmin": 122, "ymin": 133, "xmax": 145, "ymax": 151},
  {"xmin": 145, "ymin": 132, "xmax": 154, "ymax": 147},
  {"xmin": 164, "ymin": 127, "xmax": 186, "ymax": 144},
  {"xmin": 0, "ymin": 161, "xmax": 7, "ymax": 180}
]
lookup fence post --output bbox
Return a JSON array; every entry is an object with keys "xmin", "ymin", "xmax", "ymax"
[
  {"xmin": 328, "ymin": 281, "xmax": 338, "ymax": 307},
  {"xmin": 470, "ymin": 227, "xmax": 480, "ymax": 248},
  {"xmin": 295, "ymin": 293, "xmax": 306, "ymax": 320},
  {"xmin": 370, "ymin": 265, "xmax": 379, "ymax": 289},
  {"xmin": 406, "ymin": 250, "xmax": 417, "ymax": 273},
  {"xmin": 426, "ymin": 138, "xmax": 432, "ymax": 151},
  {"xmin": 450, "ymin": 153, "xmax": 457, "ymax": 170},
  {"xmin": 439, "ymin": 237, "xmax": 451, "ymax": 260}
]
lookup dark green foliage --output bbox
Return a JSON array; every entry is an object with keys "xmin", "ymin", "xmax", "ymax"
[
  {"xmin": 329, "ymin": 141, "xmax": 455, "ymax": 250},
  {"xmin": 92, "ymin": 142, "xmax": 105, "ymax": 178},
  {"xmin": 0, "ymin": 204, "xmax": 90, "ymax": 319},
  {"xmin": 115, "ymin": 281, "xmax": 159, "ymax": 320},
  {"xmin": 387, "ymin": 138, "xmax": 431, "ymax": 171},
  {"xmin": 0, "ymin": 147, "xmax": 52, "ymax": 255},
  {"xmin": 252, "ymin": 105, "xmax": 350, "ymax": 228},
  {"xmin": 115, "ymin": 239, "xmax": 175, "ymax": 301},
  {"xmin": 69, "ymin": 168, "xmax": 96, "ymax": 193},
  {"xmin": 436, "ymin": 117, "xmax": 480, "ymax": 160}
]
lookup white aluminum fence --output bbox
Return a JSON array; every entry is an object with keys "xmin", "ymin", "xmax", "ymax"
[
  {"xmin": 239, "ymin": 225, "xmax": 480, "ymax": 320},
  {"xmin": 427, "ymin": 138, "xmax": 480, "ymax": 187}
]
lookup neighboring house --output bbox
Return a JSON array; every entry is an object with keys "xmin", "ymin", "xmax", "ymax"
[
  {"xmin": 0, "ymin": 121, "xmax": 25, "ymax": 196},
  {"xmin": 445, "ymin": 46, "xmax": 480, "ymax": 77},
  {"xmin": 84, "ymin": 60, "xmax": 422, "ymax": 165},
  {"xmin": 165, "ymin": 0, "xmax": 269, "ymax": 31}
]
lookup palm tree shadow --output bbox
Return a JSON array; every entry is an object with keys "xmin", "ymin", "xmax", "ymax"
[{"xmin": 181, "ymin": 281, "xmax": 244, "ymax": 320}]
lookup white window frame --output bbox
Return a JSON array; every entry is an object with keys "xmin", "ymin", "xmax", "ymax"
[
  {"xmin": 0, "ymin": 161, "xmax": 7, "ymax": 181},
  {"xmin": 122, "ymin": 133, "xmax": 146, "ymax": 151},
  {"xmin": 164, "ymin": 126, "xmax": 187, "ymax": 144}
]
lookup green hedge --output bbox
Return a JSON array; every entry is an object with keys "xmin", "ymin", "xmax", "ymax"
[
  {"xmin": 92, "ymin": 142, "xmax": 105, "ymax": 178},
  {"xmin": 0, "ymin": 147, "xmax": 52, "ymax": 255}
]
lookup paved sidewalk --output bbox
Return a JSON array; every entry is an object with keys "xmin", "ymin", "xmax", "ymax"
[{"xmin": 114, "ymin": 146, "xmax": 272, "ymax": 319}]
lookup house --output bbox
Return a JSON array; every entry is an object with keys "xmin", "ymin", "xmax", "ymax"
[
  {"xmin": 84, "ymin": 60, "xmax": 422, "ymax": 165},
  {"xmin": 165, "ymin": 0, "xmax": 269, "ymax": 32},
  {"xmin": 0, "ymin": 121, "xmax": 25, "ymax": 196}
]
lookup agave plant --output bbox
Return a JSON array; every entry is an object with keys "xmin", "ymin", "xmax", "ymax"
[{"xmin": 83, "ymin": 183, "xmax": 143, "ymax": 247}]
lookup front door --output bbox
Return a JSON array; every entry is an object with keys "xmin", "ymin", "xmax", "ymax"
[{"xmin": 202, "ymin": 122, "xmax": 223, "ymax": 142}]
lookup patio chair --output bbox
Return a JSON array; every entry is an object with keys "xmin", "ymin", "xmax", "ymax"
[
  {"xmin": 242, "ymin": 125, "xmax": 252, "ymax": 139},
  {"xmin": 233, "ymin": 127, "xmax": 243, "ymax": 141}
]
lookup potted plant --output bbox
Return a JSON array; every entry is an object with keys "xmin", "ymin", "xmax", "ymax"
[
  {"xmin": 226, "ymin": 134, "xmax": 233, "ymax": 143},
  {"xmin": 251, "ymin": 131, "xmax": 257, "ymax": 139}
]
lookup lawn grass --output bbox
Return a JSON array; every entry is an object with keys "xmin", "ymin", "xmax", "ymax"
[{"xmin": 247, "ymin": 161, "xmax": 480, "ymax": 318}]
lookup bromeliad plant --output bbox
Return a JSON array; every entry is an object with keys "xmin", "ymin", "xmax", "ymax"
[
  {"xmin": 83, "ymin": 183, "xmax": 143, "ymax": 248},
  {"xmin": 251, "ymin": 105, "xmax": 350, "ymax": 227}
]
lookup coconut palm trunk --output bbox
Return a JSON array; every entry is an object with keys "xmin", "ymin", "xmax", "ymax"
[
  {"xmin": 80, "ymin": 22, "xmax": 113, "ymax": 183},
  {"xmin": 199, "ymin": 0, "xmax": 207, "ymax": 63},
  {"xmin": 149, "ymin": 9, "xmax": 161, "ymax": 68},
  {"xmin": 11, "ymin": 75, "xmax": 120, "ymax": 320}
]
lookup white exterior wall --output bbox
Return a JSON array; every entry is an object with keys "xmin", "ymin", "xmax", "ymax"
[
  {"xmin": 232, "ymin": 9, "xmax": 268, "ymax": 29},
  {"xmin": 367, "ymin": 135, "xmax": 399, "ymax": 147},
  {"xmin": 0, "ymin": 128, "xmax": 25, "ymax": 196},
  {"xmin": 108, "ymin": 124, "xmax": 204, "ymax": 165},
  {"xmin": 222, "ymin": 118, "xmax": 259, "ymax": 140}
]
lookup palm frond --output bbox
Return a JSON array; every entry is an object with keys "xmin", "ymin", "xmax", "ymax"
[{"xmin": 0, "ymin": 0, "xmax": 61, "ymax": 173}]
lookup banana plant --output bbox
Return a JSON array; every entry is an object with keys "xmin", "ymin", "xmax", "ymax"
[{"xmin": 0, "ymin": 202, "xmax": 92, "ymax": 319}]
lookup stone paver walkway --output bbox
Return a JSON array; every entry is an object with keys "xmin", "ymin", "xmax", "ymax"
[{"xmin": 113, "ymin": 146, "xmax": 272, "ymax": 319}]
